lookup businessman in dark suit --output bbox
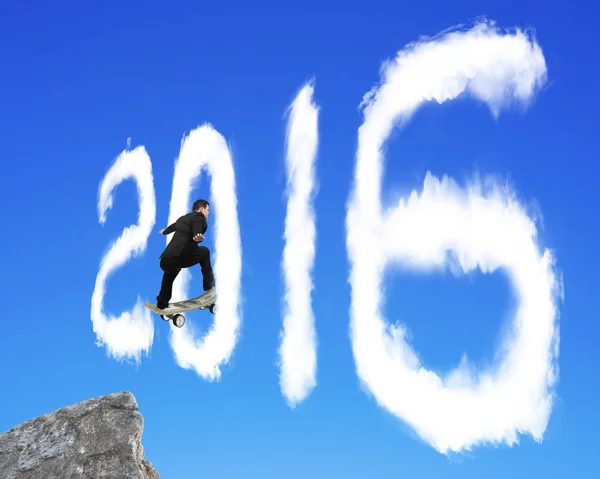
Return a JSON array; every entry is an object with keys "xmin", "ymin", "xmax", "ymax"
[{"xmin": 155, "ymin": 199, "xmax": 215, "ymax": 309}]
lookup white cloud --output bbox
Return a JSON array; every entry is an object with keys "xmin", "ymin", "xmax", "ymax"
[
  {"xmin": 346, "ymin": 20, "xmax": 561, "ymax": 454},
  {"xmin": 91, "ymin": 146, "xmax": 156, "ymax": 363},
  {"xmin": 278, "ymin": 81, "xmax": 320, "ymax": 405},
  {"xmin": 166, "ymin": 124, "xmax": 242, "ymax": 381}
]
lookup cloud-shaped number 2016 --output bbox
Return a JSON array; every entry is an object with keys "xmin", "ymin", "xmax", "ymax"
[{"xmin": 92, "ymin": 21, "xmax": 562, "ymax": 455}]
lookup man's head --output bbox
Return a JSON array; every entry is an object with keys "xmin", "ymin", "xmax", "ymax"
[{"xmin": 192, "ymin": 199, "xmax": 210, "ymax": 218}]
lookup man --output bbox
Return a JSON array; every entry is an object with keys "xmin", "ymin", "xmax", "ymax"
[{"xmin": 155, "ymin": 199, "xmax": 215, "ymax": 309}]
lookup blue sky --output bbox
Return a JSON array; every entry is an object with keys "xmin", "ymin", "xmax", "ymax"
[{"xmin": 1, "ymin": 0, "xmax": 599, "ymax": 477}]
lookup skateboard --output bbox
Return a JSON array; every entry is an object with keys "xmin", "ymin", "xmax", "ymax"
[{"xmin": 144, "ymin": 287, "xmax": 217, "ymax": 328}]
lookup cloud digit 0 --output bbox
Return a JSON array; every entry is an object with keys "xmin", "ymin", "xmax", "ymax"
[
  {"xmin": 166, "ymin": 125, "xmax": 243, "ymax": 381},
  {"xmin": 279, "ymin": 82, "xmax": 320, "ymax": 406},
  {"xmin": 91, "ymin": 146, "xmax": 156, "ymax": 362},
  {"xmin": 345, "ymin": 21, "xmax": 562, "ymax": 454}
]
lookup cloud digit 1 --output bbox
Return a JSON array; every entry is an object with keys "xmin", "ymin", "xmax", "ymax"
[
  {"xmin": 166, "ymin": 125, "xmax": 242, "ymax": 381},
  {"xmin": 279, "ymin": 82, "xmax": 320, "ymax": 406},
  {"xmin": 345, "ymin": 22, "xmax": 562, "ymax": 454},
  {"xmin": 91, "ymin": 146, "xmax": 156, "ymax": 362}
]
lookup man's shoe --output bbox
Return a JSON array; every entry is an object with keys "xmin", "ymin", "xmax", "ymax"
[
  {"xmin": 157, "ymin": 300, "xmax": 169, "ymax": 309},
  {"xmin": 203, "ymin": 275, "xmax": 215, "ymax": 291}
]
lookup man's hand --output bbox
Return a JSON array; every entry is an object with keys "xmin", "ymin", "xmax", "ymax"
[
  {"xmin": 159, "ymin": 228, "xmax": 165, "ymax": 234},
  {"xmin": 193, "ymin": 233, "xmax": 204, "ymax": 242}
]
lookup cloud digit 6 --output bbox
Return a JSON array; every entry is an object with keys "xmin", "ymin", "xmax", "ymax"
[{"xmin": 345, "ymin": 21, "xmax": 561, "ymax": 454}]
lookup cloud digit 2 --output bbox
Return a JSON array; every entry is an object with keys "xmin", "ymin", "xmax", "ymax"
[{"xmin": 91, "ymin": 146, "xmax": 156, "ymax": 363}]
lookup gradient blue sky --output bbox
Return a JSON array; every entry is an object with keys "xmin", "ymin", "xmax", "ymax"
[{"xmin": 1, "ymin": 0, "xmax": 598, "ymax": 477}]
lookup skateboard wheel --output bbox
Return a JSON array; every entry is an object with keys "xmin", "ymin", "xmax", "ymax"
[
  {"xmin": 172, "ymin": 314, "xmax": 185, "ymax": 328},
  {"xmin": 209, "ymin": 303, "xmax": 217, "ymax": 314}
]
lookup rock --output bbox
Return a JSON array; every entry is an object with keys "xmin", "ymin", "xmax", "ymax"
[{"xmin": 0, "ymin": 391, "xmax": 159, "ymax": 478}]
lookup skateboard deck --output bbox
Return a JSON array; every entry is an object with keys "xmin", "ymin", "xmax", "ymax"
[{"xmin": 145, "ymin": 287, "xmax": 217, "ymax": 328}]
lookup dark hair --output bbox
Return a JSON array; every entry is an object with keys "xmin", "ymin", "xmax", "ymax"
[{"xmin": 192, "ymin": 199, "xmax": 209, "ymax": 211}]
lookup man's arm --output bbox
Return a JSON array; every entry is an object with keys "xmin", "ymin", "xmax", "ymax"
[
  {"xmin": 159, "ymin": 222, "xmax": 176, "ymax": 235},
  {"xmin": 191, "ymin": 216, "xmax": 207, "ymax": 241}
]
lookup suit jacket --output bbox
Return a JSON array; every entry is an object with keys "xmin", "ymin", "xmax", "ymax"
[{"xmin": 159, "ymin": 211, "xmax": 207, "ymax": 258}]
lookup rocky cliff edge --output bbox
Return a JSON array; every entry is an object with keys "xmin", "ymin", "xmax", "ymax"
[{"xmin": 0, "ymin": 391, "xmax": 159, "ymax": 478}]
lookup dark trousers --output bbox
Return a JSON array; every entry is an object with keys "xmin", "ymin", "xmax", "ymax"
[{"xmin": 156, "ymin": 246, "xmax": 214, "ymax": 307}]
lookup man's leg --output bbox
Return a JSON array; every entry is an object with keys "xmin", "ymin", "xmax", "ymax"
[
  {"xmin": 156, "ymin": 257, "xmax": 181, "ymax": 309},
  {"xmin": 180, "ymin": 246, "xmax": 214, "ymax": 291},
  {"xmin": 196, "ymin": 246, "xmax": 214, "ymax": 290}
]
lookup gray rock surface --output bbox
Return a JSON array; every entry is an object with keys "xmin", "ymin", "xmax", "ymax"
[{"xmin": 0, "ymin": 391, "xmax": 159, "ymax": 478}]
